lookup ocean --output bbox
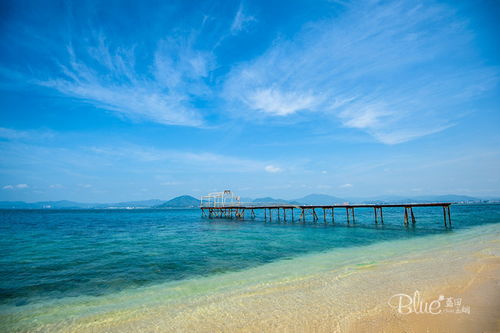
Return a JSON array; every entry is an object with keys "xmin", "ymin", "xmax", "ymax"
[{"xmin": 1, "ymin": 204, "xmax": 499, "ymax": 331}]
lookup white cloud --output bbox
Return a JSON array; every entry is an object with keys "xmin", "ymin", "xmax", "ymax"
[
  {"xmin": 0, "ymin": 128, "xmax": 28, "ymax": 140},
  {"xmin": 230, "ymin": 2, "xmax": 256, "ymax": 34},
  {"xmin": 3, "ymin": 184, "xmax": 29, "ymax": 189},
  {"xmin": 88, "ymin": 144, "xmax": 269, "ymax": 173},
  {"xmin": 78, "ymin": 184, "xmax": 92, "ymax": 188},
  {"xmin": 370, "ymin": 124, "xmax": 455, "ymax": 145},
  {"xmin": 34, "ymin": 34, "xmax": 212, "ymax": 127},
  {"xmin": 339, "ymin": 183, "xmax": 352, "ymax": 188},
  {"xmin": 224, "ymin": 0, "xmax": 497, "ymax": 143},
  {"xmin": 49, "ymin": 184, "xmax": 64, "ymax": 189},
  {"xmin": 0, "ymin": 127, "xmax": 54, "ymax": 141},
  {"xmin": 265, "ymin": 165, "xmax": 282, "ymax": 173},
  {"xmin": 247, "ymin": 88, "xmax": 319, "ymax": 116},
  {"xmin": 161, "ymin": 181, "xmax": 181, "ymax": 186},
  {"xmin": 339, "ymin": 104, "xmax": 393, "ymax": 130}
]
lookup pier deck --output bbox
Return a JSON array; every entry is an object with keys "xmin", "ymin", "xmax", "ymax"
[{"xmin": 200, "ymin": 202, "xmax": 453, "ymax": 228}]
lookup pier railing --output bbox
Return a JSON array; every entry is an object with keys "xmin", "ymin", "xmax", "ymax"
[{"xmin": 200, "ymin": 202, "xmax": 301, "ymax": 208}]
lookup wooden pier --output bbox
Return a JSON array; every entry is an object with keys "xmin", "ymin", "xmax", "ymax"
[{"xmin": 200, "ymin": 203, "xmax": 453, "ymax": 228}]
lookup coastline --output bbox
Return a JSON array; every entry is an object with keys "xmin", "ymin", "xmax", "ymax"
[{"xmin": 3, "ymin": 223, "xmax": 499, "ymax": 332}]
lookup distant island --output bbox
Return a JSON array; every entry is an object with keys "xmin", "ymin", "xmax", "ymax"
[{"xmin": 0, "ymin": 194, "xmax": 498, "ymax": 210}]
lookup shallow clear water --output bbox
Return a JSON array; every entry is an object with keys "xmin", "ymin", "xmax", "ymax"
[{"xmin": 0, "ymin": 204, "xmax": 499, "ymax": 309}]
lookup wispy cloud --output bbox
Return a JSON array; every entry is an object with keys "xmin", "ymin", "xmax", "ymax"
[
  {"xmin": 0, "ymin": 127, "xmax": 54, "ymax": 141},
  {"xmin": 87, "ymin": 144, "xmax": 272, "ymax": 173},
  {"xmin": 224, "ymin": 0, "xmax": 498, "ymax": 143},
  {"xmin": 160, "ymin": 181, "xmax": 181, "ymax": 186},
  {"xmin": 265, "ymin": 165, "xmax": 282, "ymax": 173},
  {"xmin": 230, "ymin": 2, "xmax": 256, "ymax": 34},
  {"xmin": 247, "ymin": 88, "xmax": 319, "ymax": 116},
  {"xmin": 36, "ymin": 35, "xmax": 211, "ymax": 126},
  {"xmin": 3, "ymin": 184, "xmax": 29, "ymax": 190}
]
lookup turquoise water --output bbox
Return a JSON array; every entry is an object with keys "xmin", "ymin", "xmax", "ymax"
[{"xmin": 0, "ymin": 204, "xmax": 499, "ymax": 310}]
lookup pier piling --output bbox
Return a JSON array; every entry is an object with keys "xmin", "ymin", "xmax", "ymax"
[{"xmin": 201, "ymin": 202, "xmax": 452, "ymax": 229}]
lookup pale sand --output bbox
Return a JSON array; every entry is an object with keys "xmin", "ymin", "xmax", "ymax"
[
  {"xmin": 350, "ymin": 257, "xmax": 500, "ymax": 333},
  {"xmin": 8, "ymin": 224, "xmax": 500, "ymax": 332}
]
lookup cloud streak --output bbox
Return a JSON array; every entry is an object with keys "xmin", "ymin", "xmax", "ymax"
[
  {"xmin": 3, "ymin": 184, "xmax": 29, "ymax": 190},
  {"xmin": 87, "ymin": 144, "xmax": 272, "ymax": 173},
  {"xmin": 224, "ymin": 0, "xmax": 498, "ymax": 143},
  {"xmin": 0, "ymin": 127, "xmax": 54, "ymax": 141},
  {"xmin": 37, "ymin": 36, "xmax": 211, "ymax": 126},
  {"xmin": 264, "ymin": 165, "xmax": 282, "ymax": 173},
  {"xmin": 230, "ymin": 2, "xmax": 256, "ymax": 34}
]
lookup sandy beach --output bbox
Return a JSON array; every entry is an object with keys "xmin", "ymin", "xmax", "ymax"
[
  {"xmin": 144, "ymin": 227, "xmax": 500, "ymax": 333},
  {"xmin": 6, "ymin": 223, "xmax": 496, "ymax": 333}
]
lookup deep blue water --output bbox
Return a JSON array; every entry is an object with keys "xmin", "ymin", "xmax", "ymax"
[{"xmin": 0, "ymin": 204, "xmax": 499, "ymax": 307}]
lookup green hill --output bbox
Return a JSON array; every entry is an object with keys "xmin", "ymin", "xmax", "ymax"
[{"xmin": 156, "ymin": 195, "xmax": 200, "ymax": 208}]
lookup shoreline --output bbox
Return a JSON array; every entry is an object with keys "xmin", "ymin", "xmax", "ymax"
[{"xmin": 3, "ymin": 223, "xmax": 499, "ymax": 332}]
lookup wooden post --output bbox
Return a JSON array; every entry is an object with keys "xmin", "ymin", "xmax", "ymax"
[
  {"xmin": 323, "ymin": 208, "xmax": 326, "ymax": 223},
  {"xmin": 374, "ymin": 207, "xmax": 378, "ymax": 224},
  {"xmin": 331, "ymin": 208, "xmax": 335, "ymax": 223},
  {"xmin": 404, "ymin": 207, "xmax": 409, "ymax": 226},
  {"xmin": 284, "ymin": 208, "xmax": 287, "ymax": 221},
  {"xmin": 291, "ymin": 208, "xmax": 294, "ymax": 221},
  {"xmin": 443, "ymin": 206, "xmax": 447, "ymax": 227},
  {"xmin": 410, "ymin": 207, "xmax": 416, "ymax": 224},
  {"xmin": 277, "ymin": 208, "xmax": 280, "ymax": 221},
  {"xmin": 447, "ymin": 206, "xmax": 452, "ymax": 228},
  {"xmin": 346, "ymin": 207, "xmax": 350, "ymax": 224},
  {"xmin": 270, "ymin": 208, "xmax": 272, "ymax": 222},
  {"xmin": 380, "ymin": 208, "xmax": 384, "ymax": 224}
]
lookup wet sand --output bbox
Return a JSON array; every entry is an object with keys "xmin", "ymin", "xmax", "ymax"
[
  {"xmin": 351, "ymin": 256, "xmax": 500, "ymax": 333},
  {"xmin": 5, "ymin": 224, "xmax": 500, "ymax": 332}
]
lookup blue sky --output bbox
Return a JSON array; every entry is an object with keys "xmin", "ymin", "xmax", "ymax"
[{"xmin": 0, "ymin": 0, "xmax": 499, "ymax": 202}]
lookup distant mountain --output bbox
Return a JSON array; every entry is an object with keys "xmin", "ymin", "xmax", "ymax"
[
  {"xmin": 0, "ymin": 199, "xmax": 165, "ymax": 209},
  {"xmin": 239, "ymin": 197, "xmax": 254, "ymax": 203},
  {"xmin": 38, "ymin": 200, "xmax": 96, "ymax": 209},
  {"xmin": 102, "ymin": 199, "xmax": 164, "ymax": 208},
  {"xmin": 156, "ymin": 195, "xmax": 200, "ymax": 208},
  {"xmin": 0, "ymin": 200, "xmax": 88, "ymax": 209},
  {"xmin": 0, "ymin": 194, "xmax": 491, "ymax": 210},
  {"xmin": 294, "ymin": 194, "xmax": 346, "ymax": 205},
  {"xmin": 347, "ymin": 194, "xmax": 482, "ymax": 204},
  {"xmin": 252, "ymin": 197, "xmax": 301, "ymax": 205},
  {"xmin": 411, "ymin": 195, "xmax": 481, "ymax": 203},
  {"xmin": 0, "ymin": 201, "xmax": 36, "ymax": 209}
]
